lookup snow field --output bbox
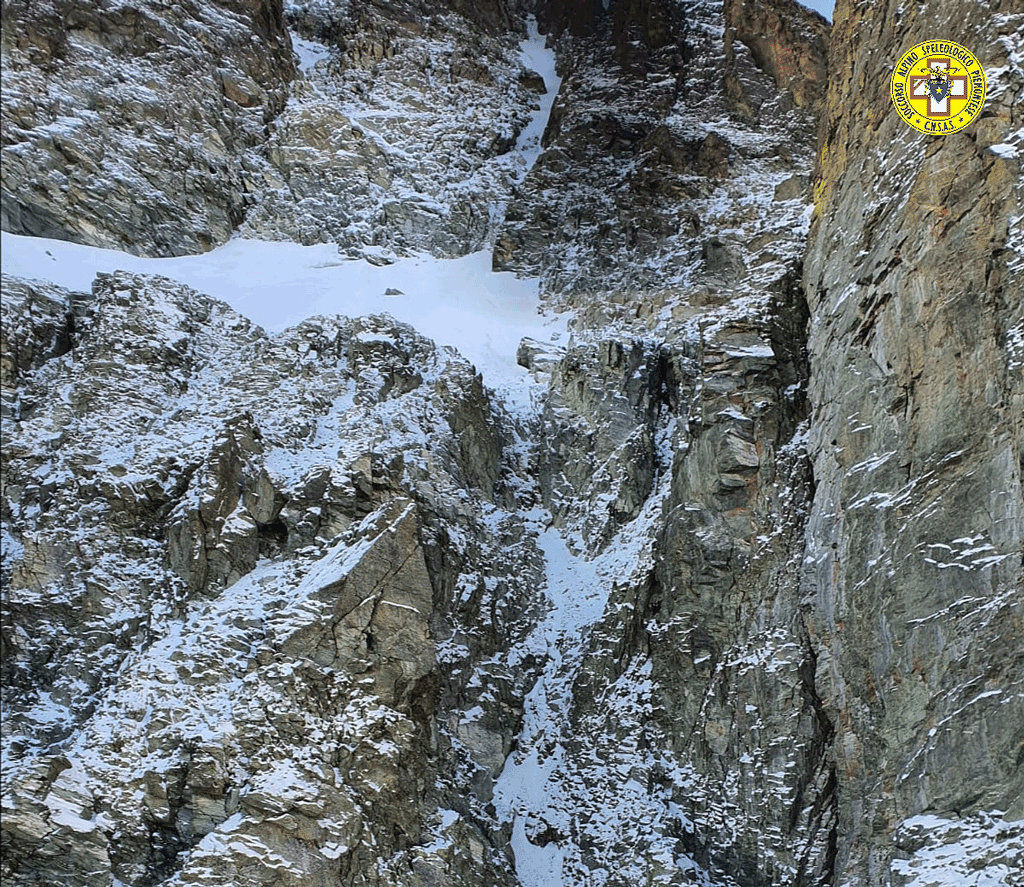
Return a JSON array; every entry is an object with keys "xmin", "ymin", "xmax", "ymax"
[{"xmin": 0, "ymin": 19, "xmax": 566, "ymax": 419}]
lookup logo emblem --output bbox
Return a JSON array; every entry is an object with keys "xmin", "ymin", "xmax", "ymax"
[
  {"xmin": 926, "ymin": 70, "xmax": 952, "ymax": 103},
  {"xmin": 890, "ymin": 41, "xmax": 986, "ymax": 134}
]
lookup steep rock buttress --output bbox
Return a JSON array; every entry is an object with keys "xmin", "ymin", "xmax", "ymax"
[{"xmin": 803, "ymin": 0, "xmax": 1024, "ymax": 882}]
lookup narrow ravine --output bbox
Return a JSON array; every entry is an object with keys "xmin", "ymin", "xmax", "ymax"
[
  {"xmin": 492, "ymin": 485, "xmax": 672, "ymax": 885},
  {"xmin": 513, "ymin": 18, "xmax": 562, "ymax": 179}
]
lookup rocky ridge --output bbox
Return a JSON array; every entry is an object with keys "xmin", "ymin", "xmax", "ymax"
[{"xmin": 1, "ymin": 269, "xmax": 544, "ymax": 886}]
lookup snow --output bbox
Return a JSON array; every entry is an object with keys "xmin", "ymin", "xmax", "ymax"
[
  {"xmin": 514, "ymin": 19, "xmax": 562, "ymax": 177},
  {"xmin": 493, "ymin": 484, "xmax": 672, "ymax": 886},
  {"xmin": 890, "ymin": 811, "xmax": 1024, "ymax": 887},
  {"xmin": 988, "ymin": 142, "xmax": 1019, "ymax": 159},
  {"xmin": 1, "ymin": 232, "xmax": 566, "ymax": 414},
  {"xmin": 292, "ymin": 36, "xmax": 330, "ymax": 74}
]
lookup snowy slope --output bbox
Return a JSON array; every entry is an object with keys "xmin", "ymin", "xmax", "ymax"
[
  {"xmin": 0, "ymin": 233, "xmax": 563, "ymax": 413},
  {"xmin": 513, "ymin": 18, "xmax": 562, "ymax": 176}
]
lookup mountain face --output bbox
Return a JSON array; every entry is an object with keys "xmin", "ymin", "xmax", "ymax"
[
  {"xmin": 804, "ymin": 1, "xmax": 1024, "ymax": 881},
  {"xmin": 1, "ymin": 0, "xmax": 294, "ymax": 254},
  {"xmin": 1, "ymin": 2, "xmax": 1021, "ymax": 887}
]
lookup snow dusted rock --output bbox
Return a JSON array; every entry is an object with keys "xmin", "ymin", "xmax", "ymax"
[
  {"xmin": 1, "ymin": 756, "xmax": 113, "ymax": 887},
  {"xmin": 0, "ymin": 279, "xmax": 74, "ymax": 389},
  {"xmin": 802, "ymin": 0, "xmax": 1024, "ymax": 880},
  {"xmin": 238, "ymin": 1, "xmax": 547, "ymax": 258},
  {"xmin": 0, "ymin": 268, "xmax": 544, "ymax": 886},
  {"xmin": 493, "ymin": 0, "xmax": 826, "ymax": 299},
  {"xmin": 2, "ymin": 0, "xmax": 1023, "ymax": 885},
  {"xmin": 0, "ymin": 277, "xmax": 81, "ymax": 420},
  {"xmin": 534, "ymin": 335, "xmax": 681, "ymax": 545},
  {"xmin": 890, "ymin": 811, "xmax": 1024, "ymax": 887},
  {"xmin": 723, "ymin": 0, "xmax": 829, "ymax": 113},
  {"xmin": 1, "ymin": 0, "xmax": 294, "ymax": 255},
  {"xmin": 273, "ymin": 499, "xmax": 437, "ymax": 709},
  {"xmin": 467, "ymin": 0, "xmax": 841, "ymax": 882},
  {"xmin": 166, "ymin": 411, "xmax": 278, "ymax": 597}
]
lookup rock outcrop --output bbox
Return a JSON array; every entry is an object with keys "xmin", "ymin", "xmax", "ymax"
[
  {"xmin": 492, "ymin": 0, "xmax": 827, "ymax": 301},
  {"xmin": 1, "ymin": 0, "xmax": 295, "ymax": 255},
  {"xmin": 0, "ymin": 270, "xmax": 542, "ymax": 886},
  {"xmin": 238, "ymin": 0, "xmax": 544, "ymax": 258},
  {"xmin": 2, "ymin": 0, "xmax": 1022, "ymax": 885},
  {"xmin": 724, "ymin": 0, "xmax": 830, "ymax": 112}
]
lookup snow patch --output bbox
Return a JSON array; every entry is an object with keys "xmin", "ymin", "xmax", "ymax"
[
  {"xmin": 1, "ymin": 232, "xmax": 567, "ymax": 417},
  {"xmin": 891, "ymin": 811, "xmax": 1024, "ymax": 887}
]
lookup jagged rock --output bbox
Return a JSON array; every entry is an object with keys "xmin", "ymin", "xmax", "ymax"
[
  {"xmin": 0, "ymin": 279, "xmax": 76, "ymax": 391},
  {"xmin": 535, "ymin": 0, "xmax": 602, "ymax": 38},
  {"xmin": 0, "ymin": 268, "xmax": 539, "ymax": 886},
  {"xmin": 723, "ymin": 0, "xmax": 829, "ymax": 111},
  {"xmin": 536, "ymin": 336, "xmax": 680, "ymax": 543},
  {"xmin": 0, "ymin": 278, "xmax": 82, "ymax": 420},
  {"xmin": 516, "ymin": 336, "xmax": 564, "ymax": 378},
  {"xmin": 276, "ymin": 500, "xmax": 436, "ymax": 710},
  {"xmin": 440, "ymin": 0, "xmax": 518, "ymax": 36},
  {"xmin": 492, "ymin": 0, "xmax": 817, "ymax": 301},
  {"xmin": 1, "ymin": 757, "xmax": 112, "ymax": 887},
  {"xmin": 167, "ymin": 412, "xmax": 279, "ymax": 596},
  {"xmin": 239, "ymin": 0, "xmax": 545, "ymax": 257},
  {"xmin": 1, "ymin": 0, "xmax": 295, "ymax": 255}
]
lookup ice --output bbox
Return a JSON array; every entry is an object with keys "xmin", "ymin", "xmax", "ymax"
[{"xmin": 493, "ymin": 482, "xmax": 673, "ymax": 886}]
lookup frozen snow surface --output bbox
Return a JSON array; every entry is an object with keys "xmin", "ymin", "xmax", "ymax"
[
  {"xmin": 0, "ymin": 232, "xmax": 563, "ymax": 413},
  {"xmin": 291, "ymin": 35, "xmax": 330, "ymax": 73},
  {"xmin": 492, "ymin": 488, "xmax": 690, "ymax": 887}
]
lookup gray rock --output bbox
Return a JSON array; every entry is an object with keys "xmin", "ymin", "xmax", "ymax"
[
  {"xmin": 1, "ymin": 0, "xmax": 295, "ymax": 256},
  {"xmin": 801, "ymin": 0, "xmax": 1024, "ymax": 881},
  {"xmin": 239, "ymin": 0, "xmax": 545, "ymax": 258}
]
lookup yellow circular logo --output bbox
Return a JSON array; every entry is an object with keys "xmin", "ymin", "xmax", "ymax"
[{"xmin": 890, "ymin": 41, "xmax": 986, "ymax": 134}]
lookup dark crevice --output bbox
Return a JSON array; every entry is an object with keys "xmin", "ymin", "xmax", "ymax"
[{"xmin": 791, "ymin": 623, "xmax": 839, "ymax": 886}]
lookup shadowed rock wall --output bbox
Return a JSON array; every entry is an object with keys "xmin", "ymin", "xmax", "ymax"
[{"xmin": 1, "ymin": 0, "xmax": 294, "ymax": 255}]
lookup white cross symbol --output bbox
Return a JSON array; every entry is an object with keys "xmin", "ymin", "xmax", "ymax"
[{"xmin": 911, "ymin": 57, "xmax": 968, "ymax": 117}]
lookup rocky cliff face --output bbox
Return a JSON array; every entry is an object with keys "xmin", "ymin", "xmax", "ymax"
[
  {"xmin": 1, "ymin": 270, "xmax": 538, "ymax": 886},
  {"xmin": 238, "ymin": 0, "xmax": 546, "ymax": 258},
  {"xmin": 1, "ymin": 0, "xmax": 295, "ymax": 255},
  {"xmin": 2, "ymin": 1, "xmax": 1022, "ymax": 886},
  {"xmin": 803, "ymin": 0, "xmax": 1024, "ymax": 881}
]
